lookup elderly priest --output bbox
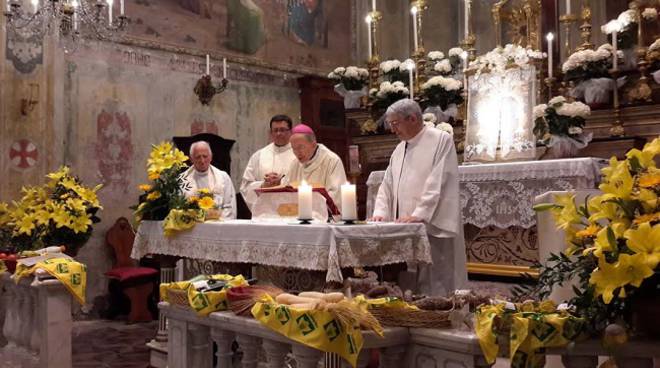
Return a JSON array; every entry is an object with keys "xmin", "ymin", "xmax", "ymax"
[
  {"xmin": 240, "ymin": 114, "xmax": 297, "ymax": 209},
  {"xmin": 372, "ymin": 99, "xmax": 467, "ymax": 296},
  {"xmin": 180, "ymin": 141, "xmax": 237, "ymax": 219},
  {"xmin": 264, "ymin": 124, "xmax": 347, "ymax": 207}
]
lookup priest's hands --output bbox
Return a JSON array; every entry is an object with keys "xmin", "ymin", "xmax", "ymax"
[
  {"xmin": 396, "ymin": 215, "xmax": 422, "ymax": 223},
  {"xmin": 262, "ymin": 172, "xmax": 283, "ymax": 187}
]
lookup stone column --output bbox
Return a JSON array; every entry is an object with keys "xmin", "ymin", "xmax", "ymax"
[
  {"xmin": 380, "ymin": 345, "xmax": 407, "ymax": 368},
  {"xmin": 188, "ymin": 324, "xmax": 212, "ymax": 368},
  {"xmin": 210, "ymin": 328, "xmax": 235, "ymax": 368},
  {"xmin": 291, "ymin": 344, "xmax": 322, "ymax": 368},
  {"xmin": 261, "ymin": 339, "xmax": 289, "ymax": 368},
  {"xmin": 36, "ymin": 278, "xmax": 72, "ymax": 368},
  {"xmin": 236, "ymin": 333, "xmax": 260, "ymax": 368}
]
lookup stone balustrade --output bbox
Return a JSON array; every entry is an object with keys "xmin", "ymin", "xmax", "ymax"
[
  {"xmin": 0, "ymin": 271, "xmax": 73, "ymax": 368},
  {"xmin": 546, "ymin": 339, "xmax": 659, "ymax": 368}
]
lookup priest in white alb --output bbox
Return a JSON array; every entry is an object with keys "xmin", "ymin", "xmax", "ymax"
[
  {"xmin": 372, "ymin": 99, "xmax": 467, "ymax": 296},
  {"xmin": 240, "ymin": 114, "xmax": 297, "ymax": 209},
  {"xmin": 264, "ymin": 123, "xmax": 347, "ymax": 207},
  {"xmin": 179, "ymin": 141, "xmax": 237, "ymax": 219}
]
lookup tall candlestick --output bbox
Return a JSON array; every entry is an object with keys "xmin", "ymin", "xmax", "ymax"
[
  {"xmin": 120, "ymin": 0, "xmax": 124, "ymax": 15},
  {"xmin": 411, "ymin": 6, "xmax": 418, "ymax": 51},
  {"xmin": 546, "ymin": 33, "xmax": 554, "ymax": 79},
  {"xmin": 565, "ymin": 0, "xmax": 571, "ymax": 14},
  {"xmin": 461, "ymin": 51, "xmax": 468, "ymax": 94},
  {"xmin": 612, "ymin": 29, "xmax": 618, "ymax": 71},
  {"xmin": 340, "ymin": 183, "xmax": 357, "ymax": 221},
  {"xmin": 408, "ymin": 63, "xmax": 414, "ymax": 99},
  {"xmin": 298, "ymin": 181, "xmax": 313, "ymax": 220},
  {"xmin": 371, "ymin": 0, "xmax": 376, "ymax": 12},
  {"xmin": 222, "ymin": 58, "xmax": 227, "ymax": 78},
  {"xmin": 464, "ymin": 0, "xmax": 470, "ymax": 39},
  {"xmin": 366, "ymin": 15, "xmax": 372, "ymax": 60},
  {"xmin": 107, "ymin": 0, "xmax": 113, "ymax": 26},
  {"xmin": 205, "ymin": 55, "xmax": 210, "ymax": 75}
]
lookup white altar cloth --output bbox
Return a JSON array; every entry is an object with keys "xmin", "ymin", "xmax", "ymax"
[
  {"xmin": 366, "ymin": 157, "xmax": 607, "ymax": 229},
  {"xmin": 131, "ymin": 220, "xmax": 432, "ymax": 283}
]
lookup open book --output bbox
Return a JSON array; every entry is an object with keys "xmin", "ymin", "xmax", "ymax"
[{"xmin": 254, "ymin": 186, "xmax": 340, "ymax": 216}]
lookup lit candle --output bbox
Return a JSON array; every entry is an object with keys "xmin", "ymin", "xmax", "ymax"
[
  {"xmin": 546, "ymin": 32, "xmax": 554, "ymax": 79},
  {"xmin": 565, "ymin": 0, "xmax": 571, "ymax": 14},
  {"xmin": 341, "ymin": 183, "xmax": 357, "ymax": 221},
  {"xmin": 206, "ymin": 54, "xmax": 210, "ymax": 75},
  {"xmin": 408, "ymin": 61, "xmax": 415, "ymax": 99},
  {"xmin": 72, "ymin": 0, "xmax": 79, "ymax": 30},
  {"xmin": 120, "ymin": 0, "xmax": 124, "ymax": 15},
  {"xmin": 298, "ymin": 180, "xmax": 313, "ymax": 220},
  {"xmin": 6, "ymin": 0, "xmax": 10, "ymax": 13},
  {"xmin": 222, "ymin": 58, "xmax": 227, "ymax": 79},
  {"xmin": 371, "ymin": 0, "xmax": 376, "ymax": 12},
  {"xmin": 365, "ymin": 15, "xmax": 372, "ymax": 61},
  {"xmin": 411, "ymin": 6, "xmax": 418, "ymax": 51},
  {"xmin": 464, "ymin": 0, "xmax": 470, "ymax": 39},
  {"xmin": 31, "ymin": 0, "xmax": 38, "ymax": 13},
  {"xmin": 612, "ymin": 29, "xmax": 618, "ymax": 71},
  {"xmin": 107, "ymin": 0, "xmax": 113, "ymax": 26}
]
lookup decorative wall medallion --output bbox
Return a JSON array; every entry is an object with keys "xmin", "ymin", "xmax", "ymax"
[
  {"xmin": 9, "ymin": 139, "xmax": 38, "ymax": 169},
  {"xmin": 6, "ymin": 32, "xmax": 43, "ymax": 74}
]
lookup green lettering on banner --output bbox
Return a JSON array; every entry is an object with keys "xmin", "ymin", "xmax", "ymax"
[
  {"xmin": 346, "ymin": 334, "xmax": 357, "ymax": 355},
  {"xmin": 70, "ymin": 273, "xmax": 81, "ymax": 285},
  {"xmin": 276, "ymin": 306, "xmax": 291, "ymax": 325},
  {"xmin": 323, "ymin": 319, "xmax": 342, "ymax": 341},
  {"xmin": 56, "ymin": 263, "xmax": 69, "ymax": 274},
  {"xmin": 191, "ymin": 293, "xmax": 209, "ymax": 311}
]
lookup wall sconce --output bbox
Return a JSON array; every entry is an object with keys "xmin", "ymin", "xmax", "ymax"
[
  {"xmin": 193, "ymin": 75, "xmax": 228, "ymax": 105},
  {"xmin": 21, "ymin": 83, "xmax": 39, "ymax": 116}
]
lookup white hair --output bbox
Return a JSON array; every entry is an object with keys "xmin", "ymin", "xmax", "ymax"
[
  {"xmin": 190, "ymin": 141, "xmax": 212, "ymax": 157},
  {"xmin": 385, "ymin": 99, "xmax": 423, "ymax": 123}
]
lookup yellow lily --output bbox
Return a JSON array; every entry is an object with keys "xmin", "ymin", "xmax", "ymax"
[
  {"xmin": 642, "ymin": 137, "xmax": 660, "ymax": 156},
  {"xmin": 70, "ymin": 214, "xmax": 92, "ymax": 233},
  {"xmin": 625, "ymin": 222, "xmax": 660, "ymax": 270},
  {"xmin": 146, "ymin": 191, "xmax": 162, "ymax": 201},
  {"xmin": 626, "ymin": 148, "xmax": 656, "ymax": 169},
  {"xmin": 551, "ymin": 194, "xmax": 582, "ymax": 230},
  {"xmin": 599, "ymin": 158, "xmax": 634, "ymax": 199},
  {"xmin": 617, "ymin": 253, "xmax": 654, "ymax": 288},
  {"xmin": 198, "ymin": 197, "xmax": 216, "ymax": 210},
  {"xmin": 138, "ymin": 184, "xmax": 152, "ymax": 192},
  {"xmin": 589, "ymin": 258, "xmax": 627, "ymax": 304}
]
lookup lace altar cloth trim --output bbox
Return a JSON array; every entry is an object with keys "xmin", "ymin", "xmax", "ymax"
[
  {"xmin": 366, "ymin": 158, "xmax": 607, "ymax": 229},
  {"xmin": 131, "ymin": 220, "xmax": 431, "ymax": 283}
]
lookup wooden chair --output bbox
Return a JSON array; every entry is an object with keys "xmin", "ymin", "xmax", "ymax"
[{"xmin": 105, "ymin": 217, "xmax": 158, "ymax": 322}]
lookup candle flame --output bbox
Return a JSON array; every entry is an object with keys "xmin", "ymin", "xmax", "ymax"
[
  {"xmin": 546, "ymin": 32, "xmax": 554, "ymax": 42},
  {"xmin": 410, "ymin": 5, "xmax": 418, "ymax": 15},
  {"xmin": 365, "ymin": 14, "xmax": 372, "ymax": 23}
]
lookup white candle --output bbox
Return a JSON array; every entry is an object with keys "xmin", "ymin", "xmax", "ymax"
[
  {"xmin": 107, "ymin": 0, "xmax": 113, "ymax": 26},
  {"xmin": 464, "ymin": 0, "xmax": 470, "ymax": 39},
  {"xmin": 6, "ymin": 0, "xmax": 10, "ymax": 13},
  {"xmin": 461, "ymin": 51, "xmax": 468, "ymax": 94},
  {"xmin": 222, "ymin": 58, "xmax": 227, "ymax": 79},
  {"xmin": 612, "ymin": 29, "xmax": 618, "ymax": 71},
  {"xmin": 565, "ymin": 0, "xmax": 571, "ymax": 14},
  {"xmin": 31, "ymin": 0, "xmax": 38, "ymax": 13},
  {"xmin": 365, "ymin": 15, "xmax": 372, "ymax": 60},
  {"xmin": 298, "ymin": 181, "xmax": 313, "ymax": 220},
  {"xmin": 408, "ymin": 63, "xmax": 414, "ymax": 99},
  {"xmin": 120, "ymin": 0, "xmax": 124, "ymax": 15},
  {"xmin": 371, "ymin": 0, "xmax": 376, "ymax": 12},
  {"xmin": 546, "ymin": 33, "xmax": 554, "ymax": 79},
  {"xmin": 206, "ymin": 54, "xmax": 210, "ymax": 75},
  {"xmin": 411, "ymin": 6, "xmax": 418, "ymax": 51},
  {"xmin": 340, "ymin": 183, "xmax": 357, "ymax": 221},
  {"xmin": 72, "ymin": 0, "xmax": 78, "ymax": 30}
]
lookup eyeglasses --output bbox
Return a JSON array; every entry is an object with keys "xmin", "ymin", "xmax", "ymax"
[{"xmin": 271, "ymin": 128, "xmax": 291, "ymax": 133}]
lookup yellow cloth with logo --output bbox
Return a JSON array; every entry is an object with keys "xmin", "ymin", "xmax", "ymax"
[
  {"xmin": 13, "ymin": 257, "xmax": 87, "ymax": 305},
  {"xmin": 160, "ymin": 274, "xmax": 247, "ymax": 316},
  {"xmin": 357, "ymin": 295, "xmax": 419, "ymax": 311},
  {"xmin": 475, "ymin": 303, "xmax": 584, "ymax": 367},
  {"xmin": 162, "ymin": 208, "xmax": 205, "ymax": 237},
  {"xmin": 251, "ymin": 296, "xmax": 364, "ymax": 368}
]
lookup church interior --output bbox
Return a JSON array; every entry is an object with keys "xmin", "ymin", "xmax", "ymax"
[{"xmin": 0, "ymin": 0, "xmax": 659, "ymax": 367}]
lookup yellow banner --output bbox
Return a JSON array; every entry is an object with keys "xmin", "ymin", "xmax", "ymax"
[
  {"xmin": 14, "ymin": 257, "xmax": 87, "ymax": 305},
  {"xmin": 160, "ymin": 274, "xmax": 247, "ymax": 316},
  {"xmin": 251, "ymin": 297, "xmax": 364, "ymax": 368},
  {"xmin": 475, "ymin": 303, "xmax": 584, "ymax": 367}
]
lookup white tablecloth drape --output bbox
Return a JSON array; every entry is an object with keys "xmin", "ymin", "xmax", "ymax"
[
  {"xmin": 131, "ymin": 220, "xmax": 432, "ymax": 283},
  {"xmin": 366, "ymin": 157, "xmax": 607, "ymax": 229}
]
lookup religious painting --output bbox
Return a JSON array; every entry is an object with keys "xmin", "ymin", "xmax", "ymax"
[{"xmin": 124, "ymin": 0, "xmax": 350, "ymax": 71}]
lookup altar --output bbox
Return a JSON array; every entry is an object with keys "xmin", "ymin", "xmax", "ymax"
[
  {"xmin": 131, "ymin": 220, "xmax": 432, "ymax": 286},
  {"xmin": 366, "ymin": 157, "xmax": 607, "ymax": 277}
]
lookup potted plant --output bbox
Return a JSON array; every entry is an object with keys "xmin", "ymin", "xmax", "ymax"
[
  {"xmin": 533, "ymin": 96, "xmax": 592, "ymax": 158},
  {"xmin": 420, "ymin": 76, "xmax": 464, "ymax": 124},
  {"xmin": 328, "ymin": 66, "xmax": 369, "ymax": 109},
  {"xmin": 562, "ymin": 44, "xmax": 621, "ymax": 107}
]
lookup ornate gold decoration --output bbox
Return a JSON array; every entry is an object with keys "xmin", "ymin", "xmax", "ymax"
[
  {"xmin": 576, "ymin": 2, "xmax": 594, "ymax": 51},
  {"xmin": 492, "ymin": 0, "xmax": 541, "ymax": 49},
  {"xmin": 366, "ymin": 10, "xmax": 383, "ymax": 95},
  {"xmin": 411, "ymin": 0, "xmax": 429, "ymax": 93},
  {"xmin": 629, "ymin": 3, "xmax": 653, "ymax": 103},
  {"xmin": 609, "ymin": 69, "xmax": 624, "ymax": 137},
  {"xmin": 559, "ymin": 13, "xmax": 578, "ymax": 56}
]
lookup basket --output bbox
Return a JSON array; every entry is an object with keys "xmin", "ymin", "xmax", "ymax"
[
  {"xmin": 167, "ymin": 289, "xmax": 191, "ymax": 309},
  {"xmin": 369, "ymin": 307, "xmax": 452, "ymax": 328}
]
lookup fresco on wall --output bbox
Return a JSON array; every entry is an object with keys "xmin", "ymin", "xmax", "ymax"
[
  {"xmin": 5, "ymin": 32, "xmax": 43, "ymax": 74},
  {"xmin": 95, "ymin": 110, "xmax": 134, "ymax": 193},
  {"xmin": 125, "ymin": 0, "xmax": 350, "ymax": 71}
]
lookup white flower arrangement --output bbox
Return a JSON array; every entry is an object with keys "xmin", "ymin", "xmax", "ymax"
[
  {"xmin": 422, "ymin": 76, "xmax": 462, "ymax": 91},
  {"xmin": 643, "ymin": 7, "xmax": 658, "ymax": 20},
  {"xmin": 448, "ymin": 47, "xmax": 465, "ymax": 58},
  {"xmin": 428, "ymin": 51, "xmax": 445, "ymax": 61},
  {"xmin": 436, "ymin": 122, "xmax": 454, "ymax": 136},
  {"xmin": 533, "ymin": 103, "xmax": 548, "ymax": 120},
  {"xmin": 556, "ymin": 101, "xmax": 590, "ymax": 118},
  {"xmin": 469, "ymin": 44, "xmax": 544, "ymax": 76},
  {"xmin": 369, "ymin": 81, "xmax": 410, "ymax": 110},
  {"xmin": 562, "ymin": 44, "xmax": 618, "ymax": 79},
  {"xmin": 423, "ymin": 113, "xmax": 438, "ymax": 125},
  {"xmin": 328, "ymin": 65, "xmax": 369, "ymax": 90},
  {"xmin": 434, "ymin": 59, "xmax": 453, "ymax": 74},
  {"xmin": 379, "ymin": 59, "xmax": 401, "ymax": 74},
  {"xmin": 533, "ymin": 98, "xmax": 590, "ymax": 143}
]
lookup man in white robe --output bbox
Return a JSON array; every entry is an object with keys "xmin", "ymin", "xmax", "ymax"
[
  {"xmin": 180, "ymin": 141, "xmax": 237, "ymax": 219},
  {"xmin": 265, "ymin": 124, "xmax": 347, "ymax": 208},
  {"xmin": 372, "ymin": 99, "xmax": 467, "ymax": 296},
  {"xmin": 240, "ymin": 115, "xmax": 297, "ymax": 209}
]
